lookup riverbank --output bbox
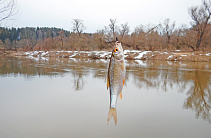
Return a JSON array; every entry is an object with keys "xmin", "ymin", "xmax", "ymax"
[{"xmin": 2, "ymin": 50, "xmax": 211, "ymax": 62}]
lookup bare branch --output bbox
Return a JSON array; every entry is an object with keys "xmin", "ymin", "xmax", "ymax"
[
  {"xmin": 0, "ymin": 0, "xmax": 18, "ymax": 22},
  {"xmin": 72, "ymin": 19, "xmax": 86, "ymax": 37},
  {"xmin": 119, "ymin": 22, "xmax": 130, "ymax": 38},
  {"xmin": 145, "ymin": 24, "xmax": 159, "ymax": 35},
  {"xmin": 188, "ymin": 0, "xmax": 211, "ymax": 50},
  {"xmin": 109, "ymin": 18, "xmax": 117, "ymax": 40}
]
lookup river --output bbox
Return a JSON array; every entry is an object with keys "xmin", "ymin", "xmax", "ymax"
[{"xmin": 0, "ymin": 56, "xmax": 211, "ymax": 138}]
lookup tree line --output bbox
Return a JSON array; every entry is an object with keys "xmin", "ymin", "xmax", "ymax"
[
  {"xmin": 0, "ymin": 0, "xmax": 211, "ymax": 52},
  {"xmin": 0, "ymin": 27, "xmax": 70, "ymax": 50}
]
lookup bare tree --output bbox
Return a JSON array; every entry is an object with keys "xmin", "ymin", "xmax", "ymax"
[
  {"xmin": 160, "ymin": 18, "xmax": 176, "ymax": 48},
  {"xmin": 188, "ymin": 0, "xmax": 211, "ymax": 51},
  {"xmin": 0, "ymin": 0, "xmax": 18, "ymax": 22},
  {"xmin": 173, "ymin": 24, "xmax": 187, "ymax": 49},
  {"xmin": 109, "ymin": 18, "xmax": 118, "ymax": 40},
  {"xmin": 133, "ymin": 25, "xmax": 145, "ymax": 35},
  {"xmin": 72, "ymin": 19, "xmax": 86, "ymax": 37},
  {"xmin": 119, "ymin": 22, "xmax": 130, "ymax": 38},
  {"xmin": 102, "ymin": 26, "xmax": 113, "ymax": 43}
]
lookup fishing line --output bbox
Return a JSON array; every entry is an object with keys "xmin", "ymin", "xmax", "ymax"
[{"xmin": 114, "ymin": 0, "xmax": 119, "ymax": 39}]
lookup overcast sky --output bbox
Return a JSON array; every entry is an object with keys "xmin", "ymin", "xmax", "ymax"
[{"xmin": 3, "ymin": 0, "xmax": 203, "ymax": 33}]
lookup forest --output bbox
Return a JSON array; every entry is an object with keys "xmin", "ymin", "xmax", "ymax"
[{"xmin": 0, "ymin": 0, "xmax": 211, "ymax": 52}]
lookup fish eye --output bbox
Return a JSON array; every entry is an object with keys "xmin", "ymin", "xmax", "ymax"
[{"xmin": 114, "ymin": 48, "xmax": 118, "ymax": 52}]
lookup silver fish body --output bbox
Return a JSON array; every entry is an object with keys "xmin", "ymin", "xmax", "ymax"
[
  {"xmin": 107, "ymin": 40, "xmax": 125, "ymax": 125},
  {"xmin": 107, "ymin": 41, "xmax": 125, "ymax": 109}
]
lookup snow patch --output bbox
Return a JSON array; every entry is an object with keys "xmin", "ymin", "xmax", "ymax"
[
  {"xmin": 167, "ymin": 55, "xmax": 173, "ymax": 59},
  {"xmin": 134, "ymin": 51, "xmax": 151, "ymax": 59}
]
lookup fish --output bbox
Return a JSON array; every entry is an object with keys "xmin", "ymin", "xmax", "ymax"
[{"xmin": 107, "ymin": 37, "xmax": 125, "ymax": 125}]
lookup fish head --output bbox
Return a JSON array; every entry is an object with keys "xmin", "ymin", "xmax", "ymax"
[{"xmin": 112, "ymin": 41, "xmax": 124, "ymax": 60}]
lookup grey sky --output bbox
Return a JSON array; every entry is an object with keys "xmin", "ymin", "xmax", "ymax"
[{"xmin": 3, "ymin": 0, "xmax": 202, "ymax": 33}]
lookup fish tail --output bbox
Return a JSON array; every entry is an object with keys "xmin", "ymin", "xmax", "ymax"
[{"xmin": 107, "ymin": 108, "xmax": 117, "ymax": 125}]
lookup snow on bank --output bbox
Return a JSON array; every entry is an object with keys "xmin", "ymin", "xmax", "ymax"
[
  {"xmin": 134, "ymin": 51, "xmax": 151, "ymax": 59},
  {"xmin": 167, "ymin": 55, "xmax": 173, "ymax": 59},
  {"xmin": 19, "ymin": 50, "xmax": 152, "ymax": 60},
  {"xmin": 16, "ymin": 50, "xmax": 211, "ymax": 61}
]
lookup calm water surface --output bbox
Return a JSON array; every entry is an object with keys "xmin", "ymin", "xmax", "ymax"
[{"xmin": 0, "ymin": 57, "xmax": 211, "ymax": 138}]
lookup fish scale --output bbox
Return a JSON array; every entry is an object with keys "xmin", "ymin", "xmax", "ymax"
[{"xmin": 109, "ymin": 58, "xmax": 124, "ymax": 108}]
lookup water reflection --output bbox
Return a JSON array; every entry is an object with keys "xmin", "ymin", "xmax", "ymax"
[
  {"xmin": 1, "ymin": 57, "xmax": 211, "ymax": 123},
  {"xmin": 74, "ymin": 74, "xmax": 84, "ymax": 91},
  {"xmin": 183, "ymin": 70, "xmax": 211, "ymax": 123},
  {"xmin": 131, "ymin": 61, "xmax": 211, "ymax": 123}
]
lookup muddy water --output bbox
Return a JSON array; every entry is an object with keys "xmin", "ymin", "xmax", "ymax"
[{"xmin": 0, "ymin": 57, "xmax": 211, "ymax": 138}]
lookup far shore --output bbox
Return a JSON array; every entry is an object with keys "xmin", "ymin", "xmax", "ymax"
[{"xmin": 1, "ymin": 50, "xmax": 211, "ymax": 62}]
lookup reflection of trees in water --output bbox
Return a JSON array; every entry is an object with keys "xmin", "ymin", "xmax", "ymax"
[
  {"xmin": 133, "ymin": 63, "xmax": 211, "ymax": 122},
  {"xmin": 0, "ymin": 57, "xmax": 109, "ymax": 91},
  {"xmin": 0, "ymin": 57, "xmax": 66, "ymax": 76},
  {"xmin": 1, "ymin": 57, "xmax": 211, "ymax": 122},
  {"xmin": 93, "ymin": 69, "xmax": 106, "ymax": 79},
  {"xmin": 132, "ymin": 69, "xmax": 159, "ymax": 89},
  {"xmin": 73, "ymin": 74, "xmax": 84, "ymax": 91},
  {"xmin": 71, "ymin": 66, "xmax": 88, "ymax": 91},
  {"xmin": 70, "ymin": 60, "xmax": 108, "ymax": 90},
  {"xmin": 129, "ymin": 61, "xmax": 211, "ymax": 123},
  {"xmin": 183, "ymin": 71, "xmax": 211, "ymax": 123},
  {"xmin": 131, "ymin": 67, "xmax": 180, "ymax": 91}
]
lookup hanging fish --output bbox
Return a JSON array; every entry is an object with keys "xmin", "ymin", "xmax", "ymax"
[{"xmin": 107, "ymin": 37, "xmax": 125, "ymax": 125}]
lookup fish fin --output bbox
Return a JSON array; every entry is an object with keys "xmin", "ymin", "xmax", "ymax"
[
  {"xmin": 123, "ymin": 78, "xmax": 125, "ymax": 86},
  {"xmin": 119, "ymin": 91, "xmax": 122, "ymax": 99},
  {"xmin": 107, "ymin": 108, "xmax": 117, "ymax": 125},
  {"xmin": 107, "ymin": 77, "xmax": 109, "ymax": 90}
]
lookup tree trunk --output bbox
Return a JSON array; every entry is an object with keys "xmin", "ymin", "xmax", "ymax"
[{"xmin": 196, "ymin": 37, "xmax": 202, "ymax": 51}]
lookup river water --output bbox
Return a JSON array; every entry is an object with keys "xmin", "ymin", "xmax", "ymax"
[{"xmin": 0, "ymin": 56, "xmax": 211, "ymax": 138}]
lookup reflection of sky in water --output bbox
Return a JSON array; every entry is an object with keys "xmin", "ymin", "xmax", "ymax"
[{"xmin": 0, "ymin": 57, "xmax": 211, "ymax": 138}]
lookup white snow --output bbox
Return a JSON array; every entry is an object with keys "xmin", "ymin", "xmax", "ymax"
[
  {"xmin": 134, "ymin": 51, "xmax": 151, "ymax": 59},
  {"xmin": 167, "ymin": 55, "xmax": 173, "ymax": 59},
  {"xmin": 99, "ymin": 52, "xmax": 109, "ymax": 58},
  {"xmin": 69, "ymin": 53, "xmax": 77, "ymax": 58},
  {"xmin": 19, "ymin": 50, "xmax": 181, "ymax": 61},
  {"xmin": 41, "ymin": 51, "xmax": 49, "ymax": 56},
  {"xmin": 123, "ymin": 50, "xmax": 131, "ymax": 54},
  {"xmin": 130, "ymin": 50, "xmax": 142, "ymax": 53}
]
